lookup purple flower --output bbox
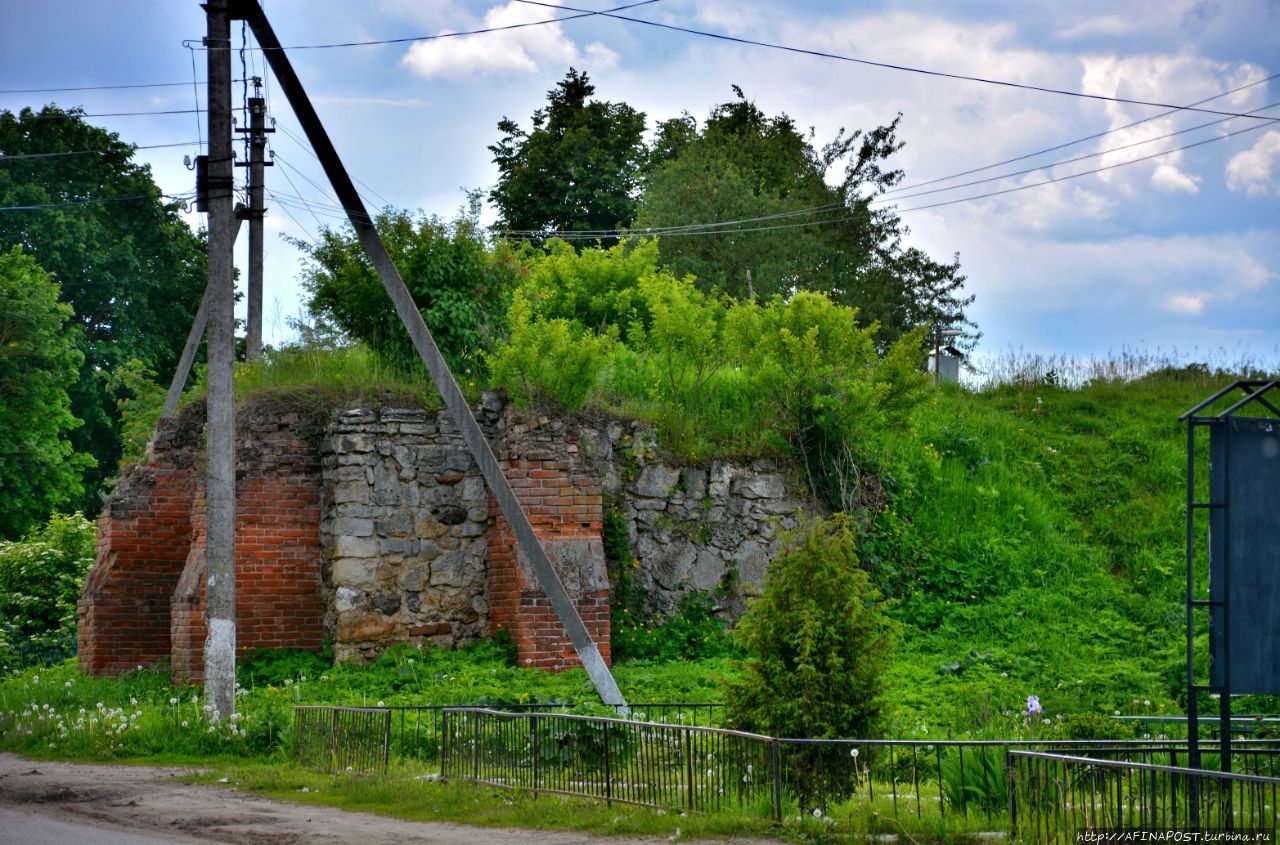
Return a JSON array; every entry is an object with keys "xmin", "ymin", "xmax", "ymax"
[{"xmin": 1025, "ymin": 695, "xmax": 1043, "ymax": 718}]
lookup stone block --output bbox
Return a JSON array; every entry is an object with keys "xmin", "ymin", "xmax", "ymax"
[
  {"xmin": 332, "ymin": 517, "xmax": 373, "ymax": 537},
  {"xmin": 631, "ymin": 465, "xmax": 680, "ymax": 498},
  {"xmin": 731, "ymin": 473, "xmax": 787, "ymax": 500},
  {"xmin": 334, "ymin": 586, "xmax": 361, "ymax": 613},
  {"xmin": 331, "ymin": 558, "xmax": 377, "ymax": 589},
  {"xmin": 334, "ymin": 535, "xmax": 377, "ymax": 559}
]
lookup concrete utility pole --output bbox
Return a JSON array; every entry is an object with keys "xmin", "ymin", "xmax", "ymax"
[
  {"xmin": 203, "ymin": 0, "xmax": 238, "ymax": 720},
  {"xmin": 236, "ymin": 83, "xmax": 272, "ymax": 361}
]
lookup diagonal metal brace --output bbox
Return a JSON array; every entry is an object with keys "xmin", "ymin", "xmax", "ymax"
[{"xmin": 234, "ymin": 0, "xmax": 625, "ymax": 708}]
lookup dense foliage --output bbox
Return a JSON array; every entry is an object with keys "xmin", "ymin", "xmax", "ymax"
[
  {"xmin": 0, "ymin": 512, "xmax": 95, "ymax": 670},
  {"xmin": 0, "ymin": 106, "xmax": 206, "ymax": 515},
  {"xmin": 637, "ymin": 89, "xmax": 974, "ymax": 348},
  {"xmin": 0, "ymin": 248, "xmax": 92, "ymax": 538},
  {"xmin": 489, "ymin": 70, "xmax": 647, "ymax": 240},
  {"xmin": 296, "ymin": 202, "xmax": 517, "ymax": 376}
]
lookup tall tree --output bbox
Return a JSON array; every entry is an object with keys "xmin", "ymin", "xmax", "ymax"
[
  {"xmin": 489, "ymin": 69, "xmax": 646, "ymax": 240},
  {"xmin": 0, "ymin": 106, "xmax": 206, "ymax": 512},
  {"xmin": 635, "ymin": 89, "xmax": 975, "ymax": 347},
  {"xmin": 0, "ymin": 247, "xmax": 93, "ymax": 538}
]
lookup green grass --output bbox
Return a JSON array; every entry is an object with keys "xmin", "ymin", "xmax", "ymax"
[{"xmin": 188, "ymin": 759, "xmax": 1004, "ymax": 844}]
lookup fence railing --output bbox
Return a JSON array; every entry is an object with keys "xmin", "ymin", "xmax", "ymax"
[
  {"xmin": 293, "ymin": 703, "xmax": 1280, "ymax": 829},
  {"xmin": 440, "ymin": 707, "xmax": 783, "ymax": 818},
  {"xmin": 1009, "ymin": 751, "xmax": 1280, "ymax": 842},
  {"xmin": 436, "ymin": 707, "xmax": 1280, "ymax": 823},
  {"xmin": 383, "ymin": 701, "xmax": 724, "ymax": 765},
  {"xmin": 293, "ymin": 705, "xmax": 391, "ymax": 774}
]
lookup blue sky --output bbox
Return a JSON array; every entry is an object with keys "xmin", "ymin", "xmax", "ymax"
[{"xmin": 2, "ymin": 0, "xmax": 1277, "ymax": 367}]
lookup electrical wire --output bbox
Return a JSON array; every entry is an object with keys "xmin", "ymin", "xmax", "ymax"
[
  {"xmin": 873, "ymin": 101, "xmax": 1280, "ymax": 204},
  {"xmin": 271, "ymin": 152, "xmax": 341, "ymax": 206},
  {"xmin": 263, "ymin": 189, "xmax": 316, "ymax": 240},
  {"xmin": 273, "ymin": 121, "xmax": 393, "ymax": 210},
  {"xmin": 184, "ymin": 0, "xmax": 663, "ymax": 50},
  {"xmin": 271, "ymin": 156, "xmax": 326, "ymax": 230},
  {"xmin": 520, "ymin": 0, "xmax": 1275, "ymax": 122},
  {"xmin": 882, "ymin": 72, "xmax": 1280, "ymax": 196},
  {"xmin": 490, "ymin": 116, "xmax": 1279, "ymax": 237},
  {"xmin": 893, "ymin": 118, "xmax": 1280, "ymax": 214},
  {"xmin": 0, "ymin": 141, "xmax": 201, "ymax": 161},
  {"xmin": 17, "ymin": 108, "xmax": 207, "ymax": 119},
  {"xmin": 0, "ymin": 192, "xmax": 193, "ymax": 213},
  {"xmin": 264, "ymin": 189, "xmax": 317, "ymax": 240},
  {"xmin": 0, "ymin": 78, "xmax": 251, "ymax": 95}
]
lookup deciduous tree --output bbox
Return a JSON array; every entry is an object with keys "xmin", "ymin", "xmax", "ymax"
[
  {"xmin": 0, "ymin": 106, "xmax": 206, "ymax": 512},
  {"xmin": 0, "ymin": 247, "xmax": 92, "ymax": 538}
]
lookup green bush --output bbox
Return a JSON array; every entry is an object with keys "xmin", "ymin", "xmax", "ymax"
[
  {"xmin": 727, "ymin": 514, "xmax": 895, "ymax": 739},
  {"xmin": 0, "ymin": 512, "xmax": 95, "ymax": 670},
  {"xmin": 487, "ymin": 291, "xmax": 616, "ymax": 412}
]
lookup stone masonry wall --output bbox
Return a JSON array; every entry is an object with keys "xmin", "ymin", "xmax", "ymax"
[
  {"xmin": 81, "ymin": 392, "xmax": 809, "ymax": 678},
  {"xmin": 320, "ymin": 406, "xmax": 490, "ymax": 663},
  {"xmin": 580, "ymin": 423, "xmax": 816, "ymax": 619}
]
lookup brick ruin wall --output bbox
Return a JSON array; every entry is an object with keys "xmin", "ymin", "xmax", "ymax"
[
  {"xmin": 79, "ymin": 394, "xmax": 613, "ymax": 677},
  {"xmin": 79, "ymin": 392, "xmax": 810, "ymax": 679}
]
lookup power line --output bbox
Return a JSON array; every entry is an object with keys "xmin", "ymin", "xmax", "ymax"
[
  {"xmin": 492, "ymin": 118, "xmax": 1278, "ymax": 238},
  {"xmin": 16, "ymin": 108, "xmax": 207, "ymax": 119},
  {"xmin": 893, "ymin": 118, "xmax": 1280, "ymax": 214},
  {"xmin": 521, "ymin": 0, "xmax": 1275, "ymax": 122},
  {"xmin": 273, "ymin": 121, "xmax": 393, "ymax": 209},
  {"xmin": 264, "ymin": 188, "xmax": 315, "ymax": 241},
  {"xmin": 0, "ymin": 140, "xmax": 201, "ymax": 161},
  {"xmin": 498, "ymin": 201, "xmax": 848, "ymax": 238},
  {"xmin": 271, "ymin": 158, "xmax": 326, "ymax": 231},
  {"xmin": 0, "ymin": 192, "xmax": 193, "ymax": 213},
  {"xmin": 183, "ymin": 0, "xmax": 662, "ymax": 50},
  {"xmin": 0, "ymin": 78, "xmax": 252, "ymax": 95},
  {"xmin": 882, "ymin": 72, "xmax": 1280, "ymax": 197},
  {"xmin": 874, "ymin": 101, "xmax": 1280, "ymax": 204}
]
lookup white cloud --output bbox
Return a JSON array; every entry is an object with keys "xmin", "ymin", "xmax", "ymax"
[
  {"xmin": 401, "ymin": 1, "xmax": 617, "ymax": 79},
  {"xmin": 1226, "ymin": 130, "xmax": 1280, "ymax": 196},
  {"xmin": 1055, "ymin": 15, "xmax": 1141, "ymax": 40},
  {"xmin": 1166, "ymin": 292, "xmax": 1208, "ymax": 314},
  {"xmin": 1151, "ymin": 161, "xmax": 1201, "ymax": 193}
]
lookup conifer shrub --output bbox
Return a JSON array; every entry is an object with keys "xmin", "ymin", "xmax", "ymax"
[{"xmin": 725, "ymin": 514, "xmax": 895, "ymax": 806}]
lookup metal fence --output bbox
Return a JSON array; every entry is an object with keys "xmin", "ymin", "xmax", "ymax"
[
  {"xmin": 437, "ymin": 707, "xmax": 1280, "ymax": 823},
  {"xmin": 293, "ymin": 705, "xmax": 391, "ymax": 774},
  {"xmin": 1009, "ymin": 750, "xmax": 1280, "ymax": 842},
  {"xmin": 440, "ymin": 707, "xmax": 781, "ymax": 818},
  {"xmin": 383, "ymin": 702, "xmax": 724, "ymax": 765}
]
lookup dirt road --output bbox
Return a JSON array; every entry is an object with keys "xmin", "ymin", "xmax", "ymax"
[{"xmin": 0, "ymin": 753, "xmax": 769, "ymax": 845}]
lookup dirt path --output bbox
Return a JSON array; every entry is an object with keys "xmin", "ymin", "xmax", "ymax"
[{"xmin": 0, "ymin": 753, "xmax": 775, "ymax": 845}]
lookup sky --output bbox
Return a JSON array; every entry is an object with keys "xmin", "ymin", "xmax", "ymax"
[{"xmin": 1, "ymin": 0, "xmax": 1277, "ymax": 369}]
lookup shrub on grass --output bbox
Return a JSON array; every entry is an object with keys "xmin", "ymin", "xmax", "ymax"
[
  {"xmin": 0, "ymin": 513, "xmax": 95, "ymax": 670},
  {"xmin": 726, "ymin": 515, "xmax": 895, "ymax": 806}
]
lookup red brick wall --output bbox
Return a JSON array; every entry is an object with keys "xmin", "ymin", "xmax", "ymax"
[
  {"xmin": 78, "ymin": 419, "xmax": 198, "ymax": 675},
  {"xmin": 170, "ymin": 417, "xmax": 326, "ymax": 683},
  {"xmin": 487, "ymin": 413, "xmax": 610, "ymax": 671}
]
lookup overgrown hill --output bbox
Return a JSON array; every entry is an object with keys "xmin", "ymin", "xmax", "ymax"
[{"xmin": 876, "ymin": 368, "xmax": 1266, "ymax": 736}]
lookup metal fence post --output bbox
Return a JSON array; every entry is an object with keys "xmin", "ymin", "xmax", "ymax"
[
  {"xmin": 382, "ymin": 709, "xmax": 391, "ymax": 774},
  {"xmin": 604, "ymin": 721, "xmax": 613, "ymax": 806},
  {"xmin": 684, "ymin": 727, "xmax": 695, "ymax": 812},
  {"xmin": 532, "ymin": 714, "xmax": 540, "ymax": 798},
  {"xmin": 771, "ymin": 739, "xmax": 782, "ymax": 823}
]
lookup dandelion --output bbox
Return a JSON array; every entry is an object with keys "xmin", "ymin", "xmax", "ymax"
[
  {"xmin": 64, "ymin": 680, "xmax": 73, "ymax": 688},
  {"xmin": 850, "ymin": 748, "xmax": 859, "ymax": 758},
  {"xmin": 182, "ymin": 720, "xmax": 189, "ymax": 728},
  {"xmin": 169, "ymin": 697, "xmax": 178, "ymax": 705}
]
